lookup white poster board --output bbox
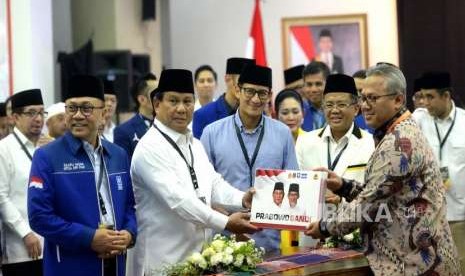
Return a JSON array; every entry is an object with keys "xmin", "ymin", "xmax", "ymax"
[{"xmin": 251, "ymin": 169, "xmax": 326, "ymax": 231}]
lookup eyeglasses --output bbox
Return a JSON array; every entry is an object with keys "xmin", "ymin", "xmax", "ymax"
[
  {"xmin": 360, "ymin": 93, "xmax": 398, "ymax": 104},
  {"xmin": 241, "ymin": 87, "xmax": 270, "ymax": 100},
  {"xmin": 322, "ymin": 102, "xmax": 356, "ymax": 110},
  {"xmin": 65, "ymin": 105, "xmax": 105, "ymax": 116},
  {"xmin": 21, "ymin": 110, "xmax": 48, "ymax": 118}
]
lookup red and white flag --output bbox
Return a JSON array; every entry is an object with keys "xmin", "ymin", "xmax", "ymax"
[
  {"xmin": 289, "ymin": 26, "xmax": 316, "ymax": 66},
  {"xmin": 29, "ymin": 176, "xmax": 44, "ymax": 189},
  {"xmin": 246, "ymin": 0, "xmax": 267, "ymax": 66}
]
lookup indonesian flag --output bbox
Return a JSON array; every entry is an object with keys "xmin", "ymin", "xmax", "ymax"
[
  {"xmin": 29, "ymin": 176, "xmax": 44, "ymax": 189},
  {"xmin": 246, "ymin": 0, "xmax": 267, "ymax": 66},
  {"xmin": 289, "ymin": 26, "xmax": 316, "ymax": 66}
]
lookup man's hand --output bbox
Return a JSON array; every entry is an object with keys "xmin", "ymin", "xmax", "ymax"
[
  {"xmin": 225, "ymin": 212, "xmax": 260, "ymax": 234},
  {"xmin": 91, "ymin": 228, "xmax": 126, "ymax": 258},
  {"xmin": 23, "ymin": 232, "xmax": 42, "ymax": 259},
  {"xmin": 313, "ymin": 167, "xmax": 343, "ymax": 192},
  {"xmin": 113, "ymin": 230, "xmax": 132, "ymax": 248},
  {"xmin": 304, "ymin": 221, "xmax": 325, "ymax": 239},
  {"xmin": 96, "ymin": 230, "xmax": 133, "ymax": 258},
  {"xmin": 242, "ymin": 188, "xmax": 256, "ymax": 209}
]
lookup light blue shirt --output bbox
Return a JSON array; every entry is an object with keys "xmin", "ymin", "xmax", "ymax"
[{"xmin": 201, "ymin": 111, "xmax": 298, "ymax": 252}]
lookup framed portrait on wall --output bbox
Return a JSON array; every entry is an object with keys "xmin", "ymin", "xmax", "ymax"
[
  {"xmin": 282, "ymin": 14, "xmax": 368, "ymax": 75},
  {"xmin": 0, "ymin": 0, "xmax": 11, "ymax": 100}
]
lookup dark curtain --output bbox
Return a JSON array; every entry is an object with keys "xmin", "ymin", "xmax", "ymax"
[{"xmin": 397, "ymin": 0, "xmax": 465, "ymax": 109}]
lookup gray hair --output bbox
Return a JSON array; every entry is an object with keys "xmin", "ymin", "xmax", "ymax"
[{"xmin": 366, "ymin": 64, "xmax": 407, "ymax": 96}]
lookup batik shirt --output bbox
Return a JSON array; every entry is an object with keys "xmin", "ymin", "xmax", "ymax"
[{"xmin": 325, "ymin": 111, "xmax": 461, "ymax": 275}]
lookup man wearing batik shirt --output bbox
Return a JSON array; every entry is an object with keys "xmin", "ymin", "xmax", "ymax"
[{"xmin": 305, "ymin": 64, "xmax": 460, "ymax": 275}]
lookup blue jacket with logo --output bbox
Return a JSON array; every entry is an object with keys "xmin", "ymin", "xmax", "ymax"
[{"xmin": 28, "ymin": 132, "xmax": 137, "ymax": 276}]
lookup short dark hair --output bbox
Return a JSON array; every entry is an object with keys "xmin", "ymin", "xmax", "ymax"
[
  {"xmin": 302, "ymin": 61, "xmax": 330, "ymax": 79},
  {"xmin": 131, "ymin": 73, "xmax": 157, "ymax": 110},
  {"xmin": 319, "ymin": 29, "xmax": 332, "ymax": 38},
  {"xmin": 437, "ymin": 87, "xmax": 453, "ymax": 96},
  {"xmin": 194, "ymin": 65, "xmax": 217, "ymax": 82},
  {"xmin": 274, "ymin": 89, "xmax": 304, "ymax": 114},
  {"xmin": 352, "ymin": 69, "xmax": 367, "ymax": 79}
]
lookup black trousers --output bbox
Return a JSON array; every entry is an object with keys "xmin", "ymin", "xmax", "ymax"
[
  {"xmin": 2, "ymin": 259, "xmax": 43, "ymax": 276},
  {"xmin": 103, "ymin": 257, "xmax": 117, "ymax": 276}
]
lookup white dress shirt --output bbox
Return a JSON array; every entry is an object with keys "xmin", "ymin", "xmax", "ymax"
[
  {"xmin": 0, "ymin": 128, "xmax": 44, "ymax": 264},
  {"xmin": 102, "ymin": 121, "xmax": 115, "ymax": 142},
  {"xmin": 413, "ymin": 102, "xmax": 465, "ymax": 221},
  {"xmin": 296, "ymin": 123, "xmax": 375, "ymax": 183},
  {"xmin": 82, "ymin": 140, "xmax": 115, "ymax": 227},
  {"xmin": 295, "ymin": 123, "xmax": 375, "ymax": 247},
  {"xmin": 126, "ymin": 119, "xmax": 244, "ymax": 276}
]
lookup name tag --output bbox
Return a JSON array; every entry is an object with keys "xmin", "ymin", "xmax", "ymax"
[{"xmin": 440, "ymin": 166, "xmax": 451, "ymax": 190}]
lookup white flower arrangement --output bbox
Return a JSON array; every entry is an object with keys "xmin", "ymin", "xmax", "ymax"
[
  {"xmin": 322, "ymin": 228, "xmax": 362, "ymax": 249},
  {"xmin": 161, "ymin": 234, "xmax": 265, "ymax": 276}
]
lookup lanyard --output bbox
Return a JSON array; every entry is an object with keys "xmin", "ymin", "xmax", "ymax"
[
  {"xmin": 154, "ymin": 124, "xmax": 199, "ymax": 190},
  {"xmin": 327, "ymin": 137, "xmax": 348, "ymax": 171},
  {"xmin": 12, "ymin": 132, "xmax": 33, "ymax": 161},
  {"xmin": 233, "ymin": 115, "xmax": 265, "ymax": 187},
  {"xmin": 434, "ymin": 108, "xmax": 457, "ymax": 162},
  {"xmin": 96, "ymin": 155, "xmax": 109, "ymax": 220}
]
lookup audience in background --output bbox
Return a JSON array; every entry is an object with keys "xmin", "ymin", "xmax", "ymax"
[
  {"xmin": 44, "ymin": 102, "xmax": 67, "ymax": 139},
  {"xmin": 194, "ymin": 65, "xmax": 218, "ymax": 111},
  {"xmin": 114, "ymin": 73, "xmax": 158, "ymax": 160},
  {"xmin": 413, "ymin": 71, "xmax": 465, "ymax": 273},
  {"xmin": 101, "ymin": 80, "xmax": 118, "ymax": 142},
  {"xmin": 193, "ymin": 58, "xmax": 254, "ymax": 139},
  {"xmin": 301, "ymin": 61, "xmax": 329, "ymax": 131}
]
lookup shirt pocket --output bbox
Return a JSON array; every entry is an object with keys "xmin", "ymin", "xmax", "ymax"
[{"xmin": 450, "ymin": 137, "xmax": 465, "ymax": 164}]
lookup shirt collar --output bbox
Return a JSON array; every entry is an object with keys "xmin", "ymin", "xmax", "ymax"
[
  {"xmin": 435, "ymin": 101, "xmax": 456, "ymax": 122},
  {"xmin": 154, "ymin": 118, "xmax": 193, "ymax": 145},
  {"xmin": 64, "ymin": 131, "xmax": 111, "ymax": 156},
  {"xmin": 320, "ymin": 123, "xmax": 355, "ymax": 143},
  {"xmin": 234, "ymin": 109, "xmax": 264, "ymax": 134},
  {"xmin": 13, "ymin": 127, "xmax": 35, "ymax": 147},
  {"xmin": 220, "ymin": 93, "xmax": 236, "ymax": 115},
  {"xmin": 82, "ymin": 138, "xmax": 103, "ymax": 155},
  {"xmin": 373, "ymin": 107, "xmax": 410, "ymax": 144}
]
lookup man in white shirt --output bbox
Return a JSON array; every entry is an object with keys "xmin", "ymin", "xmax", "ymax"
[
  {"xmin": 127, "ymin": 69, "xmax": 259, "ymax": 276},
  {"xmin": 296, "ymin": 74, "xmax": 374, "ymax": 189},
  {"xmin": 272, "ymin": 182, "xmax": 285, "ymax": 208},
  {"xmin": 287, "ymin": 184, "xmax": 304, "ymax": 214},
  {"xmin": 101, "ymin": 80, "xmax": 118, "ymax": 142},
  {"xmin": 412, "ymin": 71, "xmax": 465, "ymax": 272},
  {"xmin": 0, "ymin": 89, "xmax": 45, "ymax": 275},
  {"xmin": 296, "ymin": 74, "xmax": 375, "ymax": 246}
]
